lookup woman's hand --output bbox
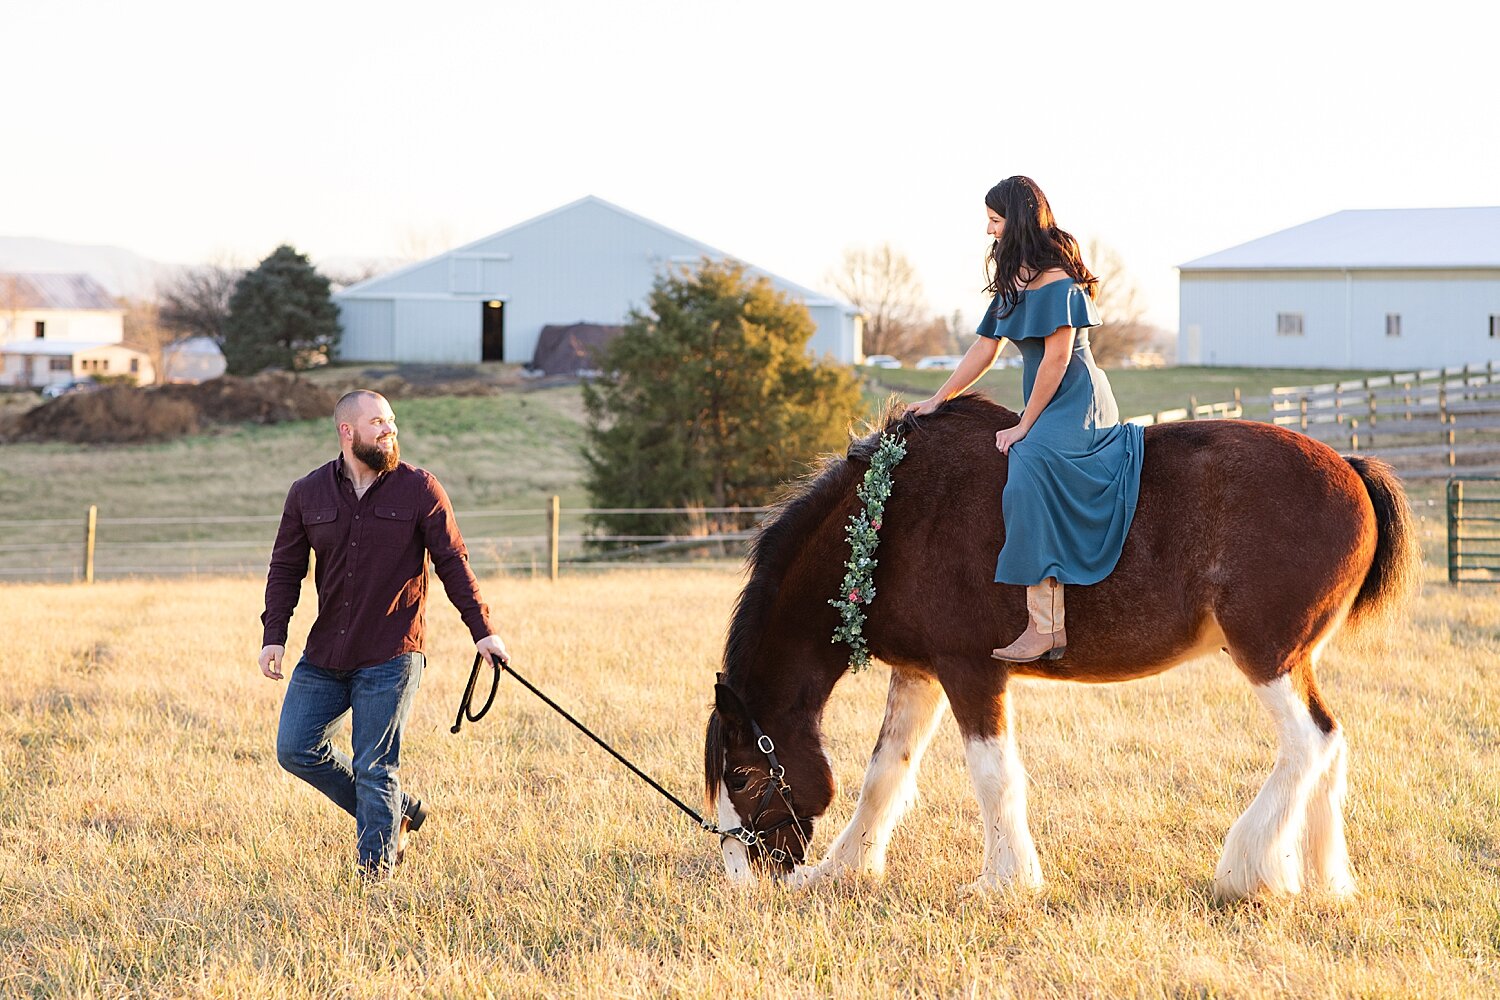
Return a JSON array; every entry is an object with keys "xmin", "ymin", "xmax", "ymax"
[
  {"xmin": 907, "ymin": 396, "xmax": 944, "ymax": 417},
  {"xmin": 995, "ymin": 424, "xmax": 1028, "ymax": 455}
]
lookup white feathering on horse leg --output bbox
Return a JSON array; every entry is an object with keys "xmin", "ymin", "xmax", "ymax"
[
  {"xmin": 961, "ymin": 727, "xmax": 1043, "ymax": 895},
  {"xmin": 717, "ymin": 786, "xmax": 755, "ymax": 886},
  {"xmin": 1214, "ymin": 674, "xmax": 1338, "ymax": 900},
  {"xmin": 814, "ymin": 672, "xmax": 948, "ymax": 884},
  {"xmin": 1301, "ymin": 727, "xmax": 1356, "ymax": 895}
]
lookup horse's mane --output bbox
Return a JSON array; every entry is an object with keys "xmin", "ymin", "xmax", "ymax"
[{"xmin": 719, "ymin": 392, "xmax": 1003, "ymax": 691}]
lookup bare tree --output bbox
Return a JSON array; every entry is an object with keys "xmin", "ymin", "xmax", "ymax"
[
  {"xmin": 829, "ymin": 244, "xmax": 929, "ymax": 358},
  {"xmin": 394, "ymin": 223, "xmax": 457, "ymax": 263},
  {"xmin": 120, "ymin": 298, "xmax": 183, "ymax": 384},
  {"xmin": 158, "ymin": 260, "xmax": 243, "ymax": 350},
  {"xmin": 1084, "ymin": 239, "xmax": 1154, "ymax": 368}
]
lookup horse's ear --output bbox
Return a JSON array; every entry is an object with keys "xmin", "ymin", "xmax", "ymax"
[{"xmin": 714, "ymin": 683, "xmax": 751, "ymax": 735}]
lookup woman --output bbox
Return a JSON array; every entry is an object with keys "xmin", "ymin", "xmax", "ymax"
[{"xmin": 909, "ymin": 176, "xmax": 1144, "ymax": 662}]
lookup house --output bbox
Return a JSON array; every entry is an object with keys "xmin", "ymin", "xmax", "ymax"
[
  {"xmin": 0, "ymin": 272, "xmax": 151, "ymax": 388},
  {"xmin": 333, "ymin": 196, "xmax": 863, "ymax": 367},
  {"xmin": 1178, "ymin": 208, "xmax": 1500, "ymax": 369}
]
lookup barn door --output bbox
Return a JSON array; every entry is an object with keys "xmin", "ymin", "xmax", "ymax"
[{"xmin": 482, "ymin": 300, "xmax": 505, "ymax": 361}]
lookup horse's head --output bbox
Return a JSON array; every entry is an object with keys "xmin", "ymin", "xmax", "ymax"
[{"xmin": 704, "ymin": 681, "xmax": 835, "ymax": 883}]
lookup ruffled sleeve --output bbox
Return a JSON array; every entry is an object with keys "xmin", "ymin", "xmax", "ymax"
[{"xmin": 975, "ymin": 281, "xmax": 1100, "ymax": 342}]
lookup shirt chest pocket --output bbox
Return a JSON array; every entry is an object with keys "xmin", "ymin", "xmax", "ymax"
[
  {"xmin": 370, "ymin": 505, "xmax": 416, "ymax": 548},
  {"xmin": 301, "ymin": 506, "xmax": 340, "ymax": 544}
]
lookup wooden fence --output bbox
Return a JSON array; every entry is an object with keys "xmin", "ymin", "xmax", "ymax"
[
  {"xmin": 0, "ymin": 501, "xmax": 770, "ymax": 583},
  {"xmin": 1267, "ymin": 363, "xmax": 1500, "ymax": 478}
]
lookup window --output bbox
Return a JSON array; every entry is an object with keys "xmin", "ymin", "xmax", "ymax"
[
  {"xmin": 50, "ymin": 358, "xmax": 70, "ymax": 371},
  {"xmin": 1386, "ymin": 313, "xmax": 1401, "ymax": 338},
  {"xmin": 34, "ymin": 320, "xmax": 45, "ymax": 339},
  {"xmin": 1491, "ymin": 315, "xmax": 1500, "ymax": 338},
  {"xmin": 129, "ymin": 358, "xmax": 139, "ymax": 373},
  {"xmin": 1276, "ymin": 312, "xmax": 1304, "ymax": 336}
]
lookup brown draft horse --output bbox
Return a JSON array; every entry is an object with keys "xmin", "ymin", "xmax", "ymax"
[{"xmin": 704, "ymin": 394, "xmax": 1418, "ymax": 900}]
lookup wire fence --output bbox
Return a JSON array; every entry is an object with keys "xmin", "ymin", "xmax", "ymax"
[{"xmin": 0, "ymin": 501, "xmax": 771, "ymax": 583}]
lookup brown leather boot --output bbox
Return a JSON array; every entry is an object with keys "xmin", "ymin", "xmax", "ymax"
[{"xmin": 991, "ymin": 578, "xmax": 1066, "ymax": 662}]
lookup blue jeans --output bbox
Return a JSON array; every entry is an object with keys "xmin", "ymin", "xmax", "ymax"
[{"xmin": 276, "ymin": 652, "xmax": 425, "ymax": 869}]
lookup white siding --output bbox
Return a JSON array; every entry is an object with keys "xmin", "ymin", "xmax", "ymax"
[
  {"xmin": 1180, "ymin": 269, "xmax": 1500, "ymax": 369},
  {"xmin": 336, "ymin": 298, "xmax": 396, "ymax": 360},
  {"xmin": 0, "ymin": 308, "xmax": 123, "ymax": 346}
]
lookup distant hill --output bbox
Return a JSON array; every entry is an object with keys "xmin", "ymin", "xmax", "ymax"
[
  {"xmin": 0, "ymin": 236, "xmax": 403, "ymax": 301},
  {"xmin": 0, "ymin": 236, "xmax": 180, "ymax": 300}
]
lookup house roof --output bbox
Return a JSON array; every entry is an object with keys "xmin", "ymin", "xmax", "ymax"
[
  {"xmin": 337, "ymin": 195, "xmax": 856, "ymax": 312},
  {"xmin": 1179, "ymin": 207, "xmax": 1500, "ymax": 271},
  {"xmin": 0, "ymin": 272, "xmax": 120, "ymax": 310}
]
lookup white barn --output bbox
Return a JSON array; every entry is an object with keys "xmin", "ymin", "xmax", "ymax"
[
  {"xmin": 1179, "ymin": 207, "xmax": 1500, "ymax": 369},
  {"xmin": 334, "ymin": 196, "xmax": 863, "ymax": 366}
]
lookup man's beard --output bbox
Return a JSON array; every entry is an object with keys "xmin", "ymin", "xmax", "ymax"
[{"xmin": 352, "ymin": 433, "xmax": 399, "ymax": 473}]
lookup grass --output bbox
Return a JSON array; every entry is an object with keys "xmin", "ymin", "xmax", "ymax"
[{"xmin": 2, "ymin": 535, "xmax": 1497, "ymax": 996}]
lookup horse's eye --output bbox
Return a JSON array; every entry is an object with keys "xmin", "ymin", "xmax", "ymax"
[{"xmin": 726, "ymin": 771, "xmax": 749, "ymax": 792}]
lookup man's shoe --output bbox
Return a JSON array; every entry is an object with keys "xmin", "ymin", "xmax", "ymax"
[{"xmin": 396, "ymin": 799, "xmax": 429, "ymax": 865}]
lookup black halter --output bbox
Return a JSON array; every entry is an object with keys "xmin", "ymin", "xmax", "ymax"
[{"xmin": 717, "ymin": 715, "xmax": 816, "ymax": 866}]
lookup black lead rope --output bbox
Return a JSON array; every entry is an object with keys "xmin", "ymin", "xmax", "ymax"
[{"xmin": 450, "ymin": 652, "xmax": 710, "ymax": 831}]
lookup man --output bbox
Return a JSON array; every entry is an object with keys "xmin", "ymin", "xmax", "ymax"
[{"xmin": 259, "ymin": 389, "xmax": 508, "ymax": 878}]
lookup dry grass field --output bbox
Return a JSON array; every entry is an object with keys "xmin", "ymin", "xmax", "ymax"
[{"xmin": 3, "ymin": 557, "xmax": 1498, "ymax": 997}]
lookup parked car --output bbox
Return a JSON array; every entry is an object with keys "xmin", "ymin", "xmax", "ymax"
[
  {"xmin": 862, "ymin": 354, "xmax": 903, "ymax": 369},
  {"xmin": 41, "ymin": 377, "xmax": 101, "ymax": 399},
  {"xmin": 915, "ymin": 355, "xmax": 964, "ymax": 370}
]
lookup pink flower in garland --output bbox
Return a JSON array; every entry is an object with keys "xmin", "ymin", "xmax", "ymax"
[
  {"xmin": 871, "ymin": 519, "xmax": 882, "ymax": 531},
  {"xmin": 849, "ymin": 589, "xmax": 861, "ymax": 603}
]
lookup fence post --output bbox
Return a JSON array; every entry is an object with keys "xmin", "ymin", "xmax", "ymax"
[
  {"xmin": 547, "ymin": 496, "xmax": 560, "ymax": 581},
  {"xmin": 1439, "ymin": 385, "xmax": 1449, "ymax": 425},
  {"xmin": 1448, "ymin": 427, "xmax": 1457, "ymax": 467},
  {"xmin": 1299, "ymin": 397, "xmax": 1308, "ymax": 431},
  {"xmin": 1448, "ymin": 479, "xmax": 1463, "ymax": 584},
  {"xmin": 1349, "ymin": 418, "xmax": 1359, "ymax": 453},
  {"xmin": 1187, "ymin": 395, "xmax": 1198, "ymax": 420},
  {"xmin": 1233, "ymin": 387, "xmax": 1242, "ymax": 414},
  {"xmin": 1404, "ymin": 382, "xmax": 1412, "ymax": 420},
  {"xmin": 1368, "ymin": 392, "xmax": 1377, "ymax": 426},
  {"xmin": 83, "ymin": 505, "xmax": 97, "ymax": 584}
]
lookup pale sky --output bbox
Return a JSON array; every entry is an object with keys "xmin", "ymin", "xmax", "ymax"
[{"xmin": 5, "ymin": 0, "xmax": 1497, "ymax": 331}]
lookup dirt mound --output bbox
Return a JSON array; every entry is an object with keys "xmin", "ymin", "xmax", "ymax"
[
  {"xmin": 157, "ymin": 372, "xmax": 335, "ymax": 424},
  {"xmin": 9, "ymin": 373, "xmax": 336, "ymax": 444}
]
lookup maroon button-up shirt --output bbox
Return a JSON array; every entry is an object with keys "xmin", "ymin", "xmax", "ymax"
[{"xmin": 261, "ymin": 456, "xmax": 494, "ymax": 671}]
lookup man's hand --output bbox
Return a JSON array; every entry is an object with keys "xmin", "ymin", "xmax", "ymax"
[
  {"xmin": 476, "ymin": 634, "xmax": 509, "ymax": 667},
  {"xmin": 260, "ymin": 644, "xmax": 287, "ymax": 680}
]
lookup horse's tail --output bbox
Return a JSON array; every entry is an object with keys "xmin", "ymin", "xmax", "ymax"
[{"xmin": 1343, "ymin": 455, "xmax": 1421, "ymax": 635}]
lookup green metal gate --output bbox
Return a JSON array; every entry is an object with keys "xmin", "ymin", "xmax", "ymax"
[{"xmin": 1448, "ymin": 477, "xmax": 1500, "ymax": 584}]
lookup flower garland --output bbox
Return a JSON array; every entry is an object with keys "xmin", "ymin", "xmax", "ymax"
[{"xmin": 829, "ymin": 432, "xmax": 907, "ymax": 671}]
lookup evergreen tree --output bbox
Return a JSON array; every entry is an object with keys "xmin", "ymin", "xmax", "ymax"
[
  {"xmin": 222, "ymin": 245, "xmax": 340, "ymax": 374},
  {"xmin": 582, "ymin": 259, "xmax": 864, "ymax": 546}
]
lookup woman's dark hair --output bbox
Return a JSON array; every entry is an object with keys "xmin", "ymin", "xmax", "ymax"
[{"xmin": 984, "ymin": 176, "xmax": 1098, "ymax": 318}]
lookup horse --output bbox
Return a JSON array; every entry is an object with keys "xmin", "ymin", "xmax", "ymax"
[{"xmin": 704, "ymin": 393, "xmax": 1418, "ymax": 900}]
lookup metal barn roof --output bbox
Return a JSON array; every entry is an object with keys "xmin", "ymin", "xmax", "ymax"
[
  {"xmin": 0, "ymin": 272, "xmax": 119, "ymax": 310},
  {"xmin": 1179, "ymin": 207, "xmax": 1500, "ymax": 271}
]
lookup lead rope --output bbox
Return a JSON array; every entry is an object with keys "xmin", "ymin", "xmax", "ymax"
[{"xmin": 451, "ymin": 652, "xmax": 713, "ymax": 832}]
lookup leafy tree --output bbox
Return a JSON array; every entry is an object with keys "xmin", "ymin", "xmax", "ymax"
[
  {"xmin": 222, "ymin": 246, "xmax": 339, "ymax": 374},
  {"xmin": 582, "ymin": 259, "xmax": 864, "ymax": 546}
]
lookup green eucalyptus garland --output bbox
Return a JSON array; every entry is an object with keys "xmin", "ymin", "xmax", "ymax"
[{"xmin": 829, "ymin": 432, "xmax": 907, "ymax": 671}]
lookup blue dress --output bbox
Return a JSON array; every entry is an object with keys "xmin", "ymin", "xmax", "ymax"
[{"xmin": 975, "ymin": 280, "xmax": 1144, "ymax": 586}]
